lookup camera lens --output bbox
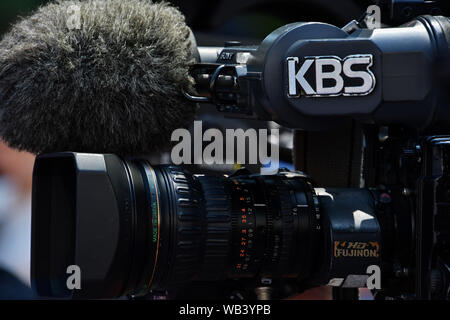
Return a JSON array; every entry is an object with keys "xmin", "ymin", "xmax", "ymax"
[
  {"xmin": 31, "ymin": 153, "xmax": 322, "ymax": 299},
  {"xmin": 139, "ymin": 163, "xmax": 323, "ymax": 292}
]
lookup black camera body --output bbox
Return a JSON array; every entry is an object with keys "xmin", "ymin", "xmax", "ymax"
[
  {"xmin": 31, "ymin": 13, "xmax": 450, "ymax": 300},
  {"xmin": 183, "ymin": 14, "xmax": 450, "ymax": 299}
]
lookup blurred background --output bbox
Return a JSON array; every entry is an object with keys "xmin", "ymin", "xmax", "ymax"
[
  {"xmin": 0, "ymin": 0, "xmax": 373, "ymax": 37},
  {"xmin": 0, "ymin": 0, "xmax": 377, "ymax": 299}
]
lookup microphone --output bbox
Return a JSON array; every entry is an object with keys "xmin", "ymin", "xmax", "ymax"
[{"xmin": 0, "ymin": 0, "xmax": 197, "ymax": 156}]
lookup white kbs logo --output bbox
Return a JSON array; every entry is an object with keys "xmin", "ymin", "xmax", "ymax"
[{"xmin": 287, "ymin": 54, "xmax": 375, "ymax": 97}]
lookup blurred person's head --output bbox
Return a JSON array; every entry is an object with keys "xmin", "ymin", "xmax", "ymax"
[
  {"xmin": 0, "ymin": 141, "xmax": 35, "ymax": 289},
  {"xmin": 0, "ymin": 140, "xmax": 35, "ymax": 194}
]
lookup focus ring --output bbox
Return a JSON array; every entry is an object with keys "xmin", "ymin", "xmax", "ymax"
[{"xmin": 162, "ymin": 166, "xmax": 205, "ymax": 287}]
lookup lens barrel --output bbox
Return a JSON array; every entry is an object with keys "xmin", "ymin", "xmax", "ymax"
[
  {"xmin": 32, "ymin": 153, "xmax": 381, "ymax": 299},
  {"xmin": 128, "ymin": 161, "xmax": 323, "ymax": 295}
]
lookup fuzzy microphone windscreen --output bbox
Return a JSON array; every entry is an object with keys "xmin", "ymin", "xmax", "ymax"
[{"xmin": 0, "ymin": 0, "xmax": 198, "ymax": 156}]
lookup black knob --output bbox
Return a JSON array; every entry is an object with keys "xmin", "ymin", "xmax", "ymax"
[
  {"xmin": 224, "ymin": 40, "xmax": 242, "ymax": 47},
  {"xmin": 430, "ymin": 269, "xmax": 443, "ymax": 295}
]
